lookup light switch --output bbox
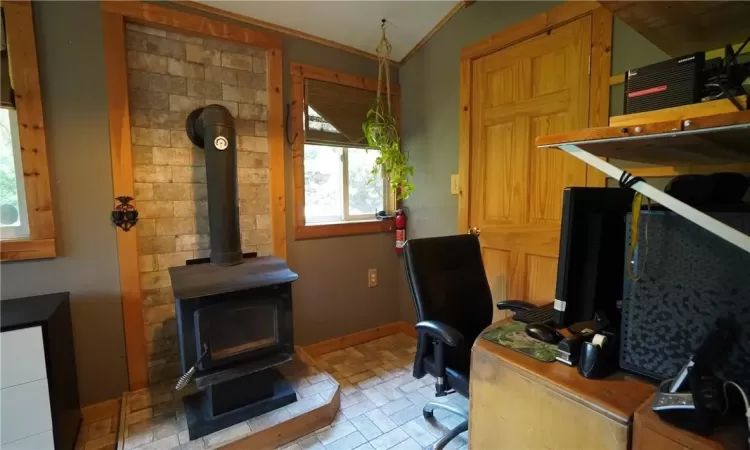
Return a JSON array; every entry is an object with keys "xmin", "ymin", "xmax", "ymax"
[{"xmin": 451, "ymin": 174, "xmax": 460, "ymax": 195}]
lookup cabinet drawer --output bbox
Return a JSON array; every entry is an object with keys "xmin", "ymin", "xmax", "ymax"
[
  {"xmin": 0, "ymin": 327, "xmax": 46, "ymax": 389},
  {"xmin": 0, "ymin": 379, "xmax": 52, "ymax": 445},
  {"xmin": 0, "ymin": 431, "xmax": 53, "ymax": 450}
]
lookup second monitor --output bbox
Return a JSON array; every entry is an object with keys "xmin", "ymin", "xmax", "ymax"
[{"xmin": 553, "ymin": 187, "xmax": 635, "ymax": 328}]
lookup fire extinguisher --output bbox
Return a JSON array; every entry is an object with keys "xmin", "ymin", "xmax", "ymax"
[{"xmin": 395, "ymin": 209, "xmax": 407, "ymax": 253}]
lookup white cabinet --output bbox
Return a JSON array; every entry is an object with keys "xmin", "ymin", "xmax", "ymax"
[
  {"xmin": 0, "ymin": 431, "xmax": 54, "ymax": 450},
  {"xmin": 0, "ymin": 327, "xmax": 53, "ymax": 450},
  {"xmin": 0, "ymin": 327, "xmax": 47, "ymax": 389}
]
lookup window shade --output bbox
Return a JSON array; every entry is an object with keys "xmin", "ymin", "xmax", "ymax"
[{"xmin": 305, "ymin": 79, "xmax": 374, "ymax": 147}]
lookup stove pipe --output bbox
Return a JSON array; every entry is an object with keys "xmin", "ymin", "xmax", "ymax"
[{"xmin": 186, "ymin": 105, "xmax": 242, "ymax": 266}]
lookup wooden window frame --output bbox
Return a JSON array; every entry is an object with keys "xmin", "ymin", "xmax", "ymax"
[
  {"xmin": 100, "ymin": 1, "xmax": 286, "ymax": 390},
  {"xmin": 0, "ymin": 1, "xmax": 56, "ymax": 261},
  {"xmin": 291, "ymin": 63, "xmax": 400, "ymax": 240},
  {"xmin": 457, "ymin": 2, "xmax": 613, "ymax": 233}
]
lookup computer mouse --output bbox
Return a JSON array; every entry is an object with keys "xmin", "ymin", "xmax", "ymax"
[{"xmin": 525, "ymin": 322, "xmax": 564, "ymax": 344}]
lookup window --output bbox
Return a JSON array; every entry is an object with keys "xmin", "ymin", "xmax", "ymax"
[
  {"xmin": 303, "ymin": 106, "xmax": 385, "ymax": 224},
  {"xmin": 291, "ymin": 63, "xmax": 400, "ymax": 239},
  {"xmin": 0, "ymin": 2, "xmax": 56, "ymax": 260},
  {"xmin": 0, "ymin": 107, "xmax": 29, "ymax": 239}
]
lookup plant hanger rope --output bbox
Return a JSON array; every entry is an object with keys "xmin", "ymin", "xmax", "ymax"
[{"xmin": 363, "ymin": 19, "xmax": 414, "ymax": 199}]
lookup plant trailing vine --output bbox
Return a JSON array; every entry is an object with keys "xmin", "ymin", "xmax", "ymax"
[{"xmin": 363, "ymin": 20, "xmax": 414, "ymax": 199}]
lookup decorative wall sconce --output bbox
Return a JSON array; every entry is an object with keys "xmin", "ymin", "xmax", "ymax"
[{"xmin": 111, "ymin": 196, "xmax": 138, "ymax": 231}]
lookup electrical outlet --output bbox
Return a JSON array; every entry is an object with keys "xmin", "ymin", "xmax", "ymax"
[
  {"xmin": 451, "ymin": 174, "xmax": 460, "ymax": 195},
  {"xmin": 368, "ymin": 268, "xmax": 378, "ymax": 287}
]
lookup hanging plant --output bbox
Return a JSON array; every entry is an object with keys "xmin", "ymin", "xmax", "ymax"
[{"xmin": 363, "ymin": 20, "xmax": 414, "ymax": 200}]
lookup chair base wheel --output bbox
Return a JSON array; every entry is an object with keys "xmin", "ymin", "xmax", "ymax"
[{"xmin": 423, "ymin": 409, "xmax": 434, "ymax": 419}]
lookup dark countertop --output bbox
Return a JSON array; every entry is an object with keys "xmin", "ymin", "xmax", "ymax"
[{"xmin": 1, "ymin": 292, "xmax": 69, "ymax": 331}]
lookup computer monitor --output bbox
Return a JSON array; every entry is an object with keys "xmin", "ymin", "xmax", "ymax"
[{"xmin": 553, "ymin": 187, "xmax": 635, "ymax": 328}]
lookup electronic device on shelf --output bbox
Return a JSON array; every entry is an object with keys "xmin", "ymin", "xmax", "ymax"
[
  {"xmin": 553, "ymin": 187, "xmax": 634, "ymax": 328},
  {"xmin": 624, "ymin": 38, "xmax": 749, "ymax": 115},
  {"xmin": 625, "ymin": 52, "xmax": 706, "ymax": 114}
]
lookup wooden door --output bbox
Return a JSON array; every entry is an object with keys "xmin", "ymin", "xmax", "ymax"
[{"xmin": 468, "ymin": 17, "xmax": 593, "ymax": 320}]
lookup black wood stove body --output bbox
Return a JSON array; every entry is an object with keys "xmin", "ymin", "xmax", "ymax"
[{"xmin": 169, "ymin": 105, "xmax": 299, "ymax": 440}]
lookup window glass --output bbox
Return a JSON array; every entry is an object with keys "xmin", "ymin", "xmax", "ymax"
[
  {"xmin": 307, "ymin": 106, "xmax": 340, "ymax": 134},
  {"xmin": 348, "ymin": 148, "xmax": 383, "ymax": 217},
  {"xmin": 0, "ymin": 107, "xmax": 29, "ymax": 239},
  {"xmin": 304, "ymin": 144, "xmax": 343, "ymax": 224}
]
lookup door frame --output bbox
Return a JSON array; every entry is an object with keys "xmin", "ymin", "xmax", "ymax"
[
  {"xmin": 457, "ymin": 2, "xmax": 613, "ymax": 233},
  {"xmin": 100, "ymin": 1, "xmax": 286, "ymax": 390}
]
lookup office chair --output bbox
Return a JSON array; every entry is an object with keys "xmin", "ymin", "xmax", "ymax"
[{"xmin": 403, "ymin": 234, "xmax": 529, "ymax": 450}]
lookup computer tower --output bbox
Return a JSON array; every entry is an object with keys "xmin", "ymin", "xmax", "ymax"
[
  {"xmin": 553, "ymin": 188, "xmax": 634, "ymax": 328},
  {"xmin": 619, "ymin": 209, "xmax": 750, "ymax": 390}
]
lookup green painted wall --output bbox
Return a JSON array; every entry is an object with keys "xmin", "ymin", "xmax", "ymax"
[{"xmin": 398, "ymin": 3, "xmax": 668, "ymax": 323}]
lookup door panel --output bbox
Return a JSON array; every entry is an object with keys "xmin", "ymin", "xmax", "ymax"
[{"xmin": 468, "ymin": 17, "xmax": 592, "ymax": 321}]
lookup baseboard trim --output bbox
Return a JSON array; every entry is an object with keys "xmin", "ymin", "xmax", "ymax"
[
  {"xmin": 396, "ymin": 321, "xmax": 417, "ymax": 338},
  {"xmin": 303, "ymin": 321, "xmax": 417, "ymax": 358},
  {"xmin": 81, "ymin": 397, "xmax": 122, "ymax": 422}
]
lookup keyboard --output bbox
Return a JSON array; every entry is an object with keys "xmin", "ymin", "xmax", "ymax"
[{"xmin": 513, "ymin": 304, "xmax": 554, "ymax": 324}]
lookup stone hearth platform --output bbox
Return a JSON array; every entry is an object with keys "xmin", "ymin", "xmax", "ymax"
[{"xmin": 117, "ymin": 353, "xmax": 339, "ymax": 450}]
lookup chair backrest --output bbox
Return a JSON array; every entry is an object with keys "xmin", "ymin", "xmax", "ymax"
[{"xmin": 403, "ymin": 234, "xmax": 494, "ymax": 344}]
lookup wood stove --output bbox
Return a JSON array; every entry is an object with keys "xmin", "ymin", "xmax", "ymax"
[{"xmin": 169, "ymin": 105, "xmax": 299, "ymax": 440}]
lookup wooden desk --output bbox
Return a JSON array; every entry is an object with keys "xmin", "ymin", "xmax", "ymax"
[
  {"xmin": 470, "ymin": 321, "xmax": 656, "ymax": 450},
  {"xmin": 634, "ymin": 395, "xmax": 747, "ymax": 450}
]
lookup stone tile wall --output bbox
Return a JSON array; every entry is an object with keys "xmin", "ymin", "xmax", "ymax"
[{"xmin": 125, "ymin": 23, "xmax": 272, "ymax": 384}]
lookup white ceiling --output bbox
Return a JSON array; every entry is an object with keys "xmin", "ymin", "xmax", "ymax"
[{"xmin": 198, "ymin": 1, "xmax": 459, "ymax": 61}]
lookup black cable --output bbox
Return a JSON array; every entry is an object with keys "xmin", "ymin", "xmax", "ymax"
[
  {"xmin": 734, "ymin": 37, "xmax": 750, "ymax": 59},
  {"xmin": 618, "ymin": 171, "xmax": 645, "ymax": 189},
  {"xmin": 719, "ymin": 81, "xmax": 745, "ymax": 111}
]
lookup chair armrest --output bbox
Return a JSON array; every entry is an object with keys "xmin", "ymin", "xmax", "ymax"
[
  {"xmin": 496, "ymin": 300, "xmax": 537, "ymax": 312},
  {"xmin": 415, "ymin": 320, "xmax": 464, "ymax": 347}
]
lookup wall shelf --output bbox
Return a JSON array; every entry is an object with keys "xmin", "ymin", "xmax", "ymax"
[
  {"xmin": 536, "ymin": 110, "xmax": 750, "ymax": 254},
  {"xmin": 609, "ymin": 96, "xmax": 748, "ymax": 128},
  {"xmin": 600, "ymin": 1, "xmax": 750, "ymax": 57},
  {"xmin": 538, "ymin": 110, "xmax": 750, "ymax": 166}
]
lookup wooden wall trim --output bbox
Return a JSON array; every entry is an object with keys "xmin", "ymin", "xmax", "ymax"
[
  {"xmin": 100, "ymin": 1, "xmax": 282, "ymax": 49},
  {"xmin": 460, "ymin": 1, "xmax": 600, "ymax": 60},
  {"xmin": 101, "ymin": 2, "xmax": 286, "ymax": 389},
  {"xmin": 586, "ymin": 7, "xmax": 614, "ymax": 188},
  {"xmin": 267, "ymin": 48, "xmax": 287, "ymax": 258},
  {"xmin": 1, "ymin": 1, "xmax": 57, "ymax": 261},
  {"xmin": 101, "ymin": 10, "xmax": 149, "ymax": 391},
  {"xmin": 295, "ymin": 220, "xmax": 395, "ymax": 240},
  {"xmin": 457, "ymin": 58, "xmax": 471, "ymax": 234},
  {"xmin": 290, "ymin": 63, "xmax": 401, "ymax": 95},
  {"xmin": 458, "ymin": 4, "xmax": 613, "ymax": 230},
  {"xmin": 291, "ymin": 73, "xmax": 306, "ymax": 238}
]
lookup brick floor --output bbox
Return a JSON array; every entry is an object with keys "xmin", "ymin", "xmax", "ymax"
[
  {"xmin": 75, "ymin": 332, "xmax": 468, "ymax": 450},
  {"xmin": 287, "ymin": 333, "xmax": 469, "ymax": 450}
]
